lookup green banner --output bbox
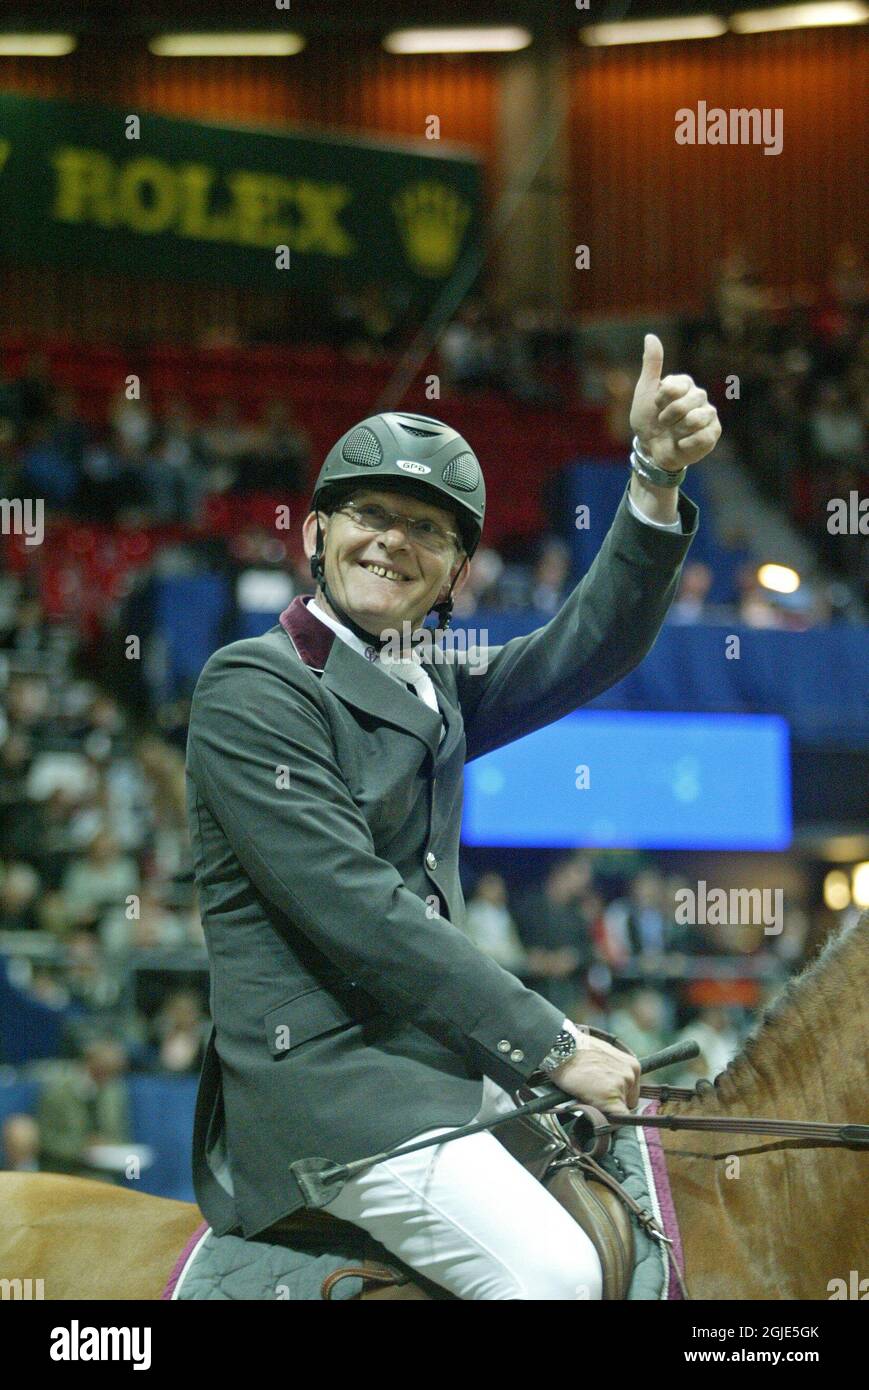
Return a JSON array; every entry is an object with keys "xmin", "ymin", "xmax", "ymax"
[{"xmin": 0, "ymin": 91, "xmax": 482, "ymax": 295}]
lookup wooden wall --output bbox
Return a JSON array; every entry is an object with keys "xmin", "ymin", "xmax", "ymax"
[
  {"xmin": 0, "ymin": 25, "xmax": 865, "ymax": 334},
  {"xmin": 568, "ymin": 27, "xmax": 867, "ymax": 314},
  {"xmin": 0, "ymin": 42, "xmax": 498, "ymax": 155}
]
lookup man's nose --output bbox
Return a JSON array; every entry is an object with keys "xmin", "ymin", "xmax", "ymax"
[{"xmin": 377, "ymin": 524, "xmax": 413, "ymax": 550}]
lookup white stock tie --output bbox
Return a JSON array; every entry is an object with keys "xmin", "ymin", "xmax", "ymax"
[{"xmin": 377, "ymin": 652, "xmax": 444, "ymax": 739}]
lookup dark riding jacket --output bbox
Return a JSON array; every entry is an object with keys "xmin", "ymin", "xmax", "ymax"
[{"xmin": 185, "ymin": 480, "xmax": 699, "ymax": 1238}]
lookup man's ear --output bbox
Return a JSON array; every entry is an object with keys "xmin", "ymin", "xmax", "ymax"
[{"xmin": 301, "ymin": 510, "xmax": 324, "ymax": 561}]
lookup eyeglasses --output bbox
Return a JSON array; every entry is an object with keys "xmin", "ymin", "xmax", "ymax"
[{"xmin": 333, "ymin": 501, "xmax": 463, "ymax": 555}]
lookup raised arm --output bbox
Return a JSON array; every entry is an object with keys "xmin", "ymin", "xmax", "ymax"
[
  {"xmin": 456, "ymin": 332, "xmax": 720, "ymax": 762},
  {"xmin": 456, "ymin": 481, "xmax": 698, "ymax": 763}
]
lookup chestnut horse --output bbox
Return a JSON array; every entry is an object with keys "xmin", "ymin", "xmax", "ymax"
[{"xmin": 1, "ymin": 919, "xmax": 865, "ymax": 1300}]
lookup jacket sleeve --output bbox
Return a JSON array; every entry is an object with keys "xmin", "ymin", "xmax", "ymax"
[
  {"xmin": 186, "ymin": 644, "xmax": 566, "ymax": 1093},
  {"xmin": 456, "ymin": 480, "xmax": 699, "ymax": 763}
]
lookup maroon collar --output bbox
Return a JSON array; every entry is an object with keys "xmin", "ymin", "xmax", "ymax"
[{"xmin": 278, "ymin": 594, "xmax": 335, "ymax": 670}]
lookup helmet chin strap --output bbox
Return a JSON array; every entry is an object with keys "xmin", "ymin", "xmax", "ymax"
[{"xmin": 309, "ymin": 516, "xmax": 459, "ymax": 649}]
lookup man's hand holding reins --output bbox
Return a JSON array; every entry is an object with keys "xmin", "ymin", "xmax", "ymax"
[{"xmin": 548, "ymin": 1034, "xmax": 641, "ymax": 1117}]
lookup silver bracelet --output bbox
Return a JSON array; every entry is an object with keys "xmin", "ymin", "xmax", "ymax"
[{"xmin": 630, "ymin": 435, "xmax": 686, "ymax": 489}]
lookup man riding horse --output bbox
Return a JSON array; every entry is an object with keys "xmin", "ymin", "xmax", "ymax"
[{"xmin": 184, "ymin": 334, "xmax": 721, "ymax": 1299}]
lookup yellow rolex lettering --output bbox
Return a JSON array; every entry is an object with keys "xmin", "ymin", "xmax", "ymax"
[
  {"xmin": 51, "ymin": 146, "xmax": 117, "ymax": 226},
  {"xmin": 225, "ymin": 171, "xmax": 294, "ymax": 247},
  {"xmin": 176, "ymin": 163, "xmax": 237, "ymax": 241},
  {"xmin": 47, "ymin": 142, "xmax": 357, "ymax": 261},
  {"xmin": 117, "ymin": 157, "xmax": 177, "ymax": 233},
  {"xmin": 292, "ymin": 180, "xmax": 354, "ymax": 255}
]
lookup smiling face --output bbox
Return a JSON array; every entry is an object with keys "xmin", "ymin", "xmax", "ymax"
[{"xmin": 302, "ymin": 485, "xmax": 470, "ymax": 637}]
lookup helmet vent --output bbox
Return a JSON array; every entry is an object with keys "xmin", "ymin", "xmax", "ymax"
[
  {"xmin": 442, "ymin": 452, "xmax": 479, "ymax": 492},
  {"xmin": 399, "ymin": 424, "xmax": 439, "ymax": 437},
  {"xmin": 341, "ymin": 427, "xmax": 382, "ymax": 468}
]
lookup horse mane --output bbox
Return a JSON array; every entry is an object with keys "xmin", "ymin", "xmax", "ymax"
[{"xmin": 681, "ymin": 913, "xmax": 867, "ymax": 1114}]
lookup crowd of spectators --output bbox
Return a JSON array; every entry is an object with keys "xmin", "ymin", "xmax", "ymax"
[
  {"xmin": 0, "ymin": 585, "xmax": 205, "ymax": 1069},
  {"xmin": 432, "ymin": 246, "xmax": 868, "ymax": 607},
  {"xmin": 1, "ymin": 243, "xmax": 865, "ymax": 649},
  {"xmin": 0, "ymin": 1014, "xmax": 208, "ymax": 1180},
  {"xmin": 460, "ymin": 849, "xmax": 825, "ymax": 1086},
  {"xmin": 680, "ymin": 243, "xmax": 868, "ymax": 598},
  {"xmin": 0, "ymin": 360, "xmax": 312, "ymax": 528},
  {"xmin": 663, "ymin": 556, "xmax": 844, "ymax": 631},
  {"xmin": 438, "ymin": 299, "xmax": 576, "ymax": 405},
  {"xmin": 431, "ymin": 246, "xmax": 865, "ymax": 617}
]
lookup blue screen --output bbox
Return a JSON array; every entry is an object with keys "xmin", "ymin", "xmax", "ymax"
[{"xmin": 462, "ymin": 711, "xmax": 792, "ymax": 850}]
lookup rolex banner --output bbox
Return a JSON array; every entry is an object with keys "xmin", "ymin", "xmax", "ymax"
[{"xmin": 0, "ymin": 91, "xmax": 482, "ymax": 294}]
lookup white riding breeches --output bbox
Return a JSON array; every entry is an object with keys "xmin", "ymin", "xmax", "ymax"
[{"xmin": 320, "ymin": 1075, "xmax": 603, "ymax": 1301}]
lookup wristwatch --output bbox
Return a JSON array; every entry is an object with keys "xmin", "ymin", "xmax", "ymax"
[{"xmin": 538, "ymin": 1028, "xmax": 579, "ymax": 1074}]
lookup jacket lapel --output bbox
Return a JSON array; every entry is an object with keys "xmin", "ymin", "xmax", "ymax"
[
  {"xmin": 279, "ymin": 594, "xmax": 334, "ymax": 670},
  {"xmin": 279, "ymin": 594, "xmax": 460, "ymax": 766},
  {"xmin": 323, "ymin": 640, "xmax": 442, "ymax": 761}
]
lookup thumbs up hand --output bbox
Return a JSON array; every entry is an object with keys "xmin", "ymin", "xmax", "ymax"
[{"xmin": 629, "ymin": 333, "xmax": 721, "ymax": 473}]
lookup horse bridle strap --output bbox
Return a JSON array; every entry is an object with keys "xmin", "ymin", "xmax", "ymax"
[
  {"xmin": 606, "ymin": 1112, "xmax": 869, "ymax": 1156},
  {"xmin": 605, "ymin": 1110, "xmax": 869, "ymax": 1157}
]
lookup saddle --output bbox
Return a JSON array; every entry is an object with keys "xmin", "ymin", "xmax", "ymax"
[
  {"xmin": 492, "ymin": 1098, "xmax": 636, "ymax": 1301},
  {"xmin": 264, "ymin": 1031, "xmax": 645, "ymax": 1301}
]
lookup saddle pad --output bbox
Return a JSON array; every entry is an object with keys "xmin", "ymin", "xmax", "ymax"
[
  {"xmin": 597, "ymin": 1100, "xmax": 684, "ymax": 1300},
  {"xmin": 163, "ymin": 1222, "xmax": 366, "ymax": 1301}
]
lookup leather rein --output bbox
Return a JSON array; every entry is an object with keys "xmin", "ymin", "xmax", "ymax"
[
  {"xmin": 578, "ymin": 1084, "xmax": 869, "ymax": 1162},
  {"xmin": 291, "ymin": 1036, "xmax": 869, "ymax": 1210}
]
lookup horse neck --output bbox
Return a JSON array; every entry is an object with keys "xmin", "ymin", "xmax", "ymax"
[{"xmin": 664, "ymin": 922, "xmax": 868, "ymax": 1299}]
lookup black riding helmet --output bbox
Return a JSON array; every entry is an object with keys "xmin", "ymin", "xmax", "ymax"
[{"xmin": 308, "ymin": 412, "xmax": 486, "ymax": 643}]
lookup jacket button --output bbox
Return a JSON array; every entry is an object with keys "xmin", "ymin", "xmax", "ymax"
[
  {"xmin": 497, "ymin": 1039, "xmax": 511, "ymax": 1053},
  {"xmin": 510, "ymin": 1049, "xmax": 524, "ymax": 1063},
  {"xmin": 425, "ymin": 851, "xmax": 438, "ymax": 870}
]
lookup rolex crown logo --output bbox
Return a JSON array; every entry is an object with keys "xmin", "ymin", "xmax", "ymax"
[{"xmin": 392, "ymin": 181, "xmax": 471, "ymax": 278}]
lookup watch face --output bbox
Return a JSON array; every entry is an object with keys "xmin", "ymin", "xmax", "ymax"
[{"xmin": 543, "ymin": 1034, "xmax": 576, "ymax": 1070}]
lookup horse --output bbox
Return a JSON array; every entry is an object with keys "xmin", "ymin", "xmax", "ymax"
[{"xmin": 1, "ymin": 918, "xmax": 865, "ymax": 1300}]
